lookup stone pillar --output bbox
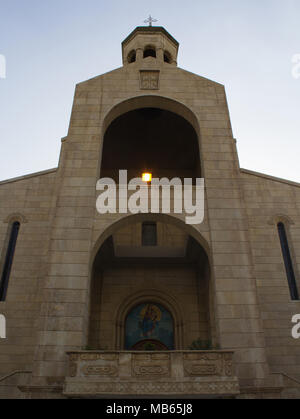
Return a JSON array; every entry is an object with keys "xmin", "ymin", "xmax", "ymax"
[
  {"xmin": 136, "ymin": 48, "xmax": 143, "ymax": 64},
  {"xmin": 157, "ymin": 48, "xmax": 164, "ymax": 64},
  {"xmin": 198, "ymin": 88, "xmax": 271, "ymax": 389}
]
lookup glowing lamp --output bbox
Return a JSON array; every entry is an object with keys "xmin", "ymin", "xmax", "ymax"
[{"xmin": 142, "ymin": 173, "xmax": 152, "ymax": 183}]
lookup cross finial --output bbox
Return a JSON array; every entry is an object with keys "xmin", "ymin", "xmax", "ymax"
[{"xmin": 144, "ymin": 15, "xmax": 158, "ymax": 27}]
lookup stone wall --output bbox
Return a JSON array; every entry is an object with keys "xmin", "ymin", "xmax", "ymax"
[
  {"xmin": 0, "ymin": 31, "xmax": 299, "ymax": 398},
  {"xmin": 0, "ymin": 169, "xmax": 57, "ymax": 397},
  {"xmin": 241, "ymin": 169, "xmax": 300, "ymax": 397}
]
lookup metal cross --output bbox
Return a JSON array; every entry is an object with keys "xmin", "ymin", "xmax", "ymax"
[{"xmin": 144, "ymin": 15, "xmax": 158, "ymax": 27}]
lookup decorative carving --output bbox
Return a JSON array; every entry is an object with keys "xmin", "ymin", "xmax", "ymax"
[
  {"xmin": 79, "ymin": 353, "xmax": 118, "ymax": 361},
  {"xmin": 184, "ymin": 353, "xmax": 221, "ymax": 361},
  {"xmin": 65, "ymin": 351, "xmax": 239, "ymax": 396},
  {"xmin": 133, "ymin": 365, "xmax": 169, "ymax": 376},
  {"xmin": 69, "ymin": 363, "xmax": 77, "ymax": 378},
  {"xmin": 151, "ymin": 354, "xmax": 170, "ymax": 360},
  {"xmin": 82, "ymin": 365, "xmax": 118, "ymax": 377},
  {"xmin": 100, "ymin": 354, "xmax": 118, "ymax": 361},
  {"xmin": 183, "ymin": 352, "xmax": 224, "ymax": 377},
  {"xmin": 140, "ymin": 71, "xmax": 160, "ymax": 90},
  {"xmin": 225, "ymin": 360, "xmax": 233, "ymax": 377},
  {"xmin": 133, "ymin": 353, "xmax": 170, "ymax": 361},
  {"xmin": 132, "ymin": 353, "xmax": 170, "ymax": 377},
  {"xmin": 184, "ymin": 364, "xmax": 219, "ymax": 376},
  {"xmin": 64, "ymin": 380, "xmax": 240, "ymax": 396}
]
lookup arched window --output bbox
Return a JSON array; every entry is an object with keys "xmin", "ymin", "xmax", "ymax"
[
  {"xmin": 0, "ymin": 221, "xmax": 20, "ymax": 301},
  {"xmin": 125, "ymin": 303, "xmax": 174, "ymax": 350},
  {"xmin": 277, "ymin": 222, "xmax": 299, "ymax": 300},
  {"xmin": 142, "ymin": 222, "xmax": 157, "ymax": 246},
  {"xmin": 144, "ymin": 47, "xmax": 156, "ymax": 59},
  {"xmin": 164, "ymin": 51, "xmax": 172, "ymax": 63},
  {"xmin": 127, "ymin": 50, "xmax": 136, "ymax": 63}
]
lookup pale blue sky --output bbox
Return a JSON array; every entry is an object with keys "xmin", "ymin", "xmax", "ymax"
[{"xmin": 0, "ymin": 0, "xmax": 299, "ymax": 182}]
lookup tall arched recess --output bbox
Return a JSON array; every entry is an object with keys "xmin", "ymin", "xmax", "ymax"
[
  {"xmin": 99, "ymin": 96, "xmax": 202, "ymax": 183},
  {"xmin": 87, "ymin": 214, "xmax": 217, "ymax": 352}
]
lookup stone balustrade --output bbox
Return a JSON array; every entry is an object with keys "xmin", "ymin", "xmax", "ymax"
[{"xmin": 64, "ymin": 351, "xmax": 240, "ymax": 398}]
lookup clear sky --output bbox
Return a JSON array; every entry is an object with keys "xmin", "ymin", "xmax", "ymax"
[{"xmin": 0, "ymin": 0, "xmax": 299, "ymax": 182}]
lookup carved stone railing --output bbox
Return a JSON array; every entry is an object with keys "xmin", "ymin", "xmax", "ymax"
[{"xmin": 64, "ymin": 351, "xmax": 240, "ymax": 398}]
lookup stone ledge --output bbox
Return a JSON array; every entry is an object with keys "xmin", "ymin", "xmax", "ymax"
[{"xmin": 64, "ymin": 379, "xmax": 240, "ymax": 398}]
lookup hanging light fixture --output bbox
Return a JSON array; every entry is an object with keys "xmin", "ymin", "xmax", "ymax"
[{"xmin": 142, "ymin": 172, "xmax": 152, "ymax": 183}]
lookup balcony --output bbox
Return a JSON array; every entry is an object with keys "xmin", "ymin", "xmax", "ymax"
[{"xmin": 64, "ymin": 351, "xmax": 240, "ymax": 398}]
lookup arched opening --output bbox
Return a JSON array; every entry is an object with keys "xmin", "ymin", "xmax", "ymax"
[
  {"xmin": 144, "ymin": 46, "xmax": 156, "ymax": 59},
  {"xmin": 100, "ymin": 107, "xmax": 201, "ymax": 183},
  {"xmin": 164, "ymin": 51, "xmax": 172, "ymax": 63},
  {"xmin": 125, "ymin": 302, "xmax": 174, "ymax": 350},
  {"xmin": 88, "ymin": 216, "xmax": 213, "ymax": 351},
  {"xmin": 127, "ymin": 50, "xmax": 136, "ymax": 63}
]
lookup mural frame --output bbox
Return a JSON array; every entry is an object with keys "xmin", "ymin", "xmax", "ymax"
[
  {"xmin": 125, "ymin": 302, "xmax": 175, "ymax": 350},
  {"xmin": 114, "ymin": 289, "xmax": 185, "ymax": 350}
]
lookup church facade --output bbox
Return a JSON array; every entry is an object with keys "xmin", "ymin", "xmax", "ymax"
[{"xmin": 0, "ymin": 26, "xmax": 300, "ymax": 399}]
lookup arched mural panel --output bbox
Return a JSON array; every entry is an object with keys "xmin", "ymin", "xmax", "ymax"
[{"xmin": 125, "ymin": 302, "xmax": 174, "ymax": 350}]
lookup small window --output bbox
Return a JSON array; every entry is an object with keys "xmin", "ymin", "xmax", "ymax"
[
  {"xmin": 127, "ymin": 50, "xmax": 136, "ymax": 63},
  {"xmin": 144, "ymin": 48, "xmax": 156, "ymax": 59},
  {"xmin": 0, "ymin": 221, "xmax": 20, "ymax": 301},
  {"xmin": 142, "ymin": 222, "xmax": 157, "ymax": 246},
  {"xmin": 277, "ymin": 222, "xmax": 299, "ymax": 300},
  {"xmin": 164, "ymin": 51, "xmax": 172, "ymax": 63}
]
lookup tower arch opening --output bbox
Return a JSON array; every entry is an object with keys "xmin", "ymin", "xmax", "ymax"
[
  {"xmin": 143, "ymin": 46, "xmax": 156, "ymax": 58},
  {"xmin": 100, "ymin": 104, "xmax": 201, "ymax": 183},
  {"xmin": 164, "ymin": 51, "xmax": 172, "ymax": 63},
  {"xmin": 127, "ymin": 50, "xmax": 136, "ymax": 63}
]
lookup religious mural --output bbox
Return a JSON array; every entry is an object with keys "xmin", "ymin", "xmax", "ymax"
[{"xmin": 125, "ymin": 303, "xmax": 174, "ymax": 350}]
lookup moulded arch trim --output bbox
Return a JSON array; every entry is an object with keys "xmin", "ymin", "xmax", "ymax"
[
  {"xmin": 114, "ymin": 288, "xmax": 185, "ymax": 350},
  {"xmin": 144, "ymin": 44, "xmax": 157, "ymax": 51},
  {"xmin": 4, "ymin": 213, "xmax": 28, "ymax": 224},
  {"xmin": 102, "ymin": 95, "xmax": 201, "ymax": 139},
  {"xmin": 268, "ymin": 214, "xmax": 295, "ymax": 226},
  {"xmin": 90, "ymin": 213, "xmax": 212, "ymax": 272}
]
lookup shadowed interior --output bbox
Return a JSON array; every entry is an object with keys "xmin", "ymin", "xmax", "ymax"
[{"xmin": 100, "ymin": 108, "xmax": 201, "ymax": 182}]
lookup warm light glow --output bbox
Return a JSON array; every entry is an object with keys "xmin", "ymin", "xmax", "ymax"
[{"xmin": 142, "ymin": 173, "xmax": 152, "ymax": 182}]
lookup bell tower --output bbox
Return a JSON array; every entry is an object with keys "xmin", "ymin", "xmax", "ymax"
[{"xmin": 122, "ymin": 26, "xmax": 179, "ymax": 66}]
